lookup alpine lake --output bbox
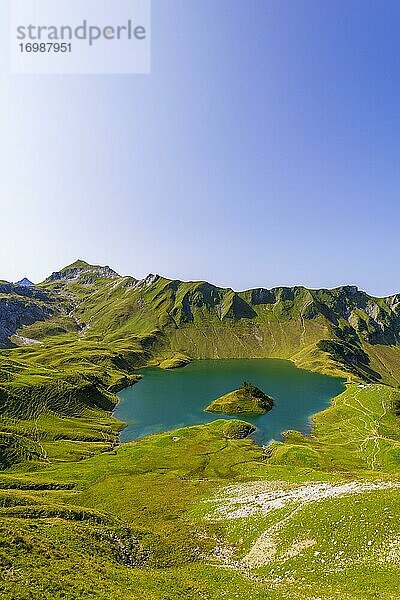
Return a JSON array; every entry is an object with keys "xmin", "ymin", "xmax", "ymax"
[{"xmin": 115, "ymin": 359, "xmax": 345, "ymax": 446}]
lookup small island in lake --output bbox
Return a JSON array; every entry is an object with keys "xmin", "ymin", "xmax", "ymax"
[{"xmin": 205, "ymin": 381, "xmax": 274, "ymax": 415}]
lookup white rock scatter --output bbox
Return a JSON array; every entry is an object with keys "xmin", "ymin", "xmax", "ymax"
[{"xmin": 205, "ymin": 480, "xmax": 400, "ymax": 521}]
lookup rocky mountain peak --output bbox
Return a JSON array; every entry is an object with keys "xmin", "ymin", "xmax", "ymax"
[
  {"xmin": 44, "ymin": 260, "xmax": 120, "ymax": 284},
  {"xmin": 15, "ymin": 278, "xmax": 34, "ymax": 287}
]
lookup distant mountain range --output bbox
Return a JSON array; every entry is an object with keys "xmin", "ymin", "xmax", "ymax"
[{"xmin": 1, "ymin": 259, "xmax": 400, "ymax": 385}]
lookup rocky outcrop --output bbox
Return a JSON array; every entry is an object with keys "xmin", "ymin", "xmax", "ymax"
[
  {"xmin": 134, "ymin": 274, "xmax": 160, "ymax": 289},
  {"xmin": 0, "ymin": 295, "xmax": 55, "ymax": 347},
  {"xmin": 45, "ymin": 260, "xmax": 120, "ymax": 284},
  {"xmin": 0, "ymin": 281, "xmax": 60, "ymax": 347},
  {"xmin": 0, "ymin": 283, "xmax": 50, "ymax": 301}
]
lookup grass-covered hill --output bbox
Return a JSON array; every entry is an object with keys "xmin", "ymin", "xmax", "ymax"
[
  {"xmin": 40, "ymin": 263, "xmax": 400, "ymax": 386},
  {"xmin": 205, "ymin": 381, "xmax": 274, "ymax": 414},
  {"xmin": 6, "ymin": 259, "xmax": 400, "ymax": 380},
  {"xmin": 1, "ymin": 260, "xmax": 400, "ymax": 598}
]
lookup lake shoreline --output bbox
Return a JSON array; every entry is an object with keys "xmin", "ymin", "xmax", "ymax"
[{"xmin": 115, "ymin": 358, "xmax": 345, "ymax": 446}]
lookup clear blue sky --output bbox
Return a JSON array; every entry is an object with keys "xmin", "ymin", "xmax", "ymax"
[{"xmin": 1, "ymin": 0, "xmax": 400, "ymax": 295}]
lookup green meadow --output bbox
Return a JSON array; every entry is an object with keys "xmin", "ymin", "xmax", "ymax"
[{"xmin": 1, "ymin": 262, "xmax": 400, "ymax": 598}]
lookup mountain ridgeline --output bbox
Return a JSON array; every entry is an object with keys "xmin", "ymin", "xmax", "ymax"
[{"xmin": 2, "ymin": 260, "xmax": 400, "ymax": 384}]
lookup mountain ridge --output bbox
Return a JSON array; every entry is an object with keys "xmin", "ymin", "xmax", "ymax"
[{"xmin": 1, "ymin": 259, "xmax": 399, "ymax": 386}]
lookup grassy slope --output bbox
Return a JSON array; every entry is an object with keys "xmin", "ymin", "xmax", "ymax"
[
  {"xmin": 270, "ymin": 384, "xmax": 400, "ymax": 472},
  {"xmin": 205, "ymin": 383, "xmax": 273, "ymax": 414},
  {"xmin": 1, "ymin": 264, "xmax": 400, "ymax": 597},
  {"xmin": 1, "ymin": 389, "xmax": 400, "ymax": 599},
  {"xmin": 0, "ymin": 336, "xmax": 149, "ymax": 466}
]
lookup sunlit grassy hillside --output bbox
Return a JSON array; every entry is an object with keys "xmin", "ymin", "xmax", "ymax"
[{"xmin": 1, "ymin": 261, "xmax": 400, "ymax": 598}]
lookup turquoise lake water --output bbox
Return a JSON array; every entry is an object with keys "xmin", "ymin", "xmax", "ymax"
[{"xmin": 115, "ymin": 359, "xmax": 345, "ymax": 445}]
